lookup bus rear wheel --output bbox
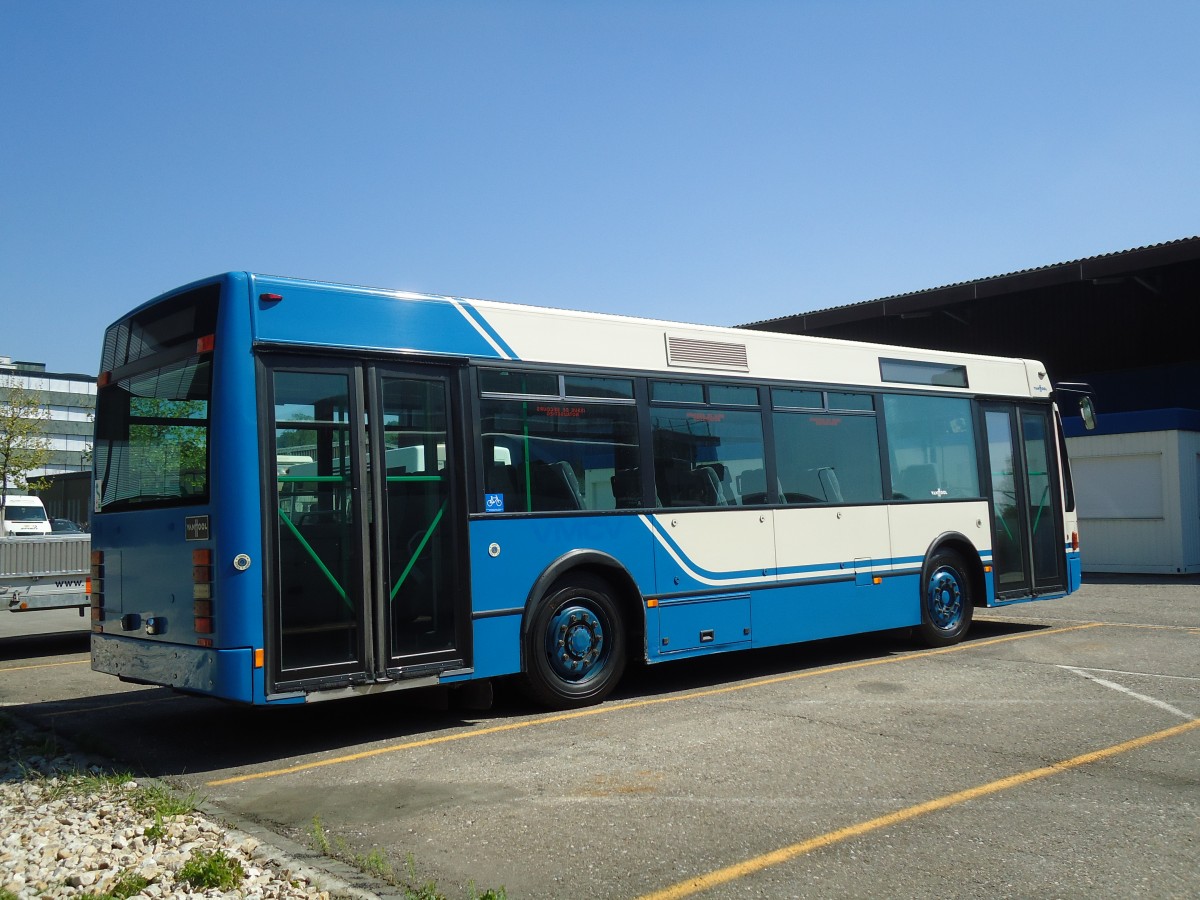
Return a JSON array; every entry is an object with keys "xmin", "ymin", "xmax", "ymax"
[
  {"xmin": 523, "ymin": 575, "xmax": 626, "ymax": 709},
  {"xmin": 917, "ymin": 549, "xmax": 974, "ymax": 647}
]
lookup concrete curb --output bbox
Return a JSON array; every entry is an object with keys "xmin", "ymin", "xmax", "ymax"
[{"xmin": 189, "ymin": 794, "xmax": 409, "ymax": 900}]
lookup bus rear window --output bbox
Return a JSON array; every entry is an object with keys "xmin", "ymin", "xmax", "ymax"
[
  {"xmin": 100, "ymin": 284, "xmax": 219, "ymax": 371},
  {"xmin": 94, "ymin": 352, "xmax": 212, "ymax": 512}
]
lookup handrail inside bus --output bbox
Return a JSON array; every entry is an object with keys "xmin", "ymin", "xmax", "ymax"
[
  {"xmin": 389, "ymin": 499, "xmax": 447, "ymax": 601},
  {"xmin": 277, "ymin": 508, "xmax": 352, "ymax": 609}
]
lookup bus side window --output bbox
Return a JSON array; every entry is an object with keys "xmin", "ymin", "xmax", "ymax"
[
  {"xmin": 651, "ymin": 408, "xmax": 766, "ymax": 509},
  {"xmin": 479, "ymin": 398, "xmax": 639, "ymax": 513},
  {"xmin": 771, "ymin": 410, "xmax": 883, "ymax": 505}
]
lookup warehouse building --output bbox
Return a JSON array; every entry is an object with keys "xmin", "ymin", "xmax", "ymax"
[{"xmin": 747, "ymin": 237, "xmax": 1200, "ymax": 575}]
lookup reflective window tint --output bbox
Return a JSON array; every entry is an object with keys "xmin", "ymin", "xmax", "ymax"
[
  {"xmin": 480, "ymin": 400, "xmax": 640, "ymax": 511},
  {"xmin": 479, "ymin": 370, "xmax": 558, "ymax": 396},
  {"xmin": 563, "ymin": 375, "xmax": 634, "ymax": 400},
  {"xmin": 772, "ymin": 413, "xmax": 883, "ymax": 504},
  {"xmin": 272, "ymin": 370, "xmax": 358, "ymax": 673},
  {"xmin": 883, "ymin": 395, "xmax": 980, "ymax": 500},
  {"xmin": 94, "ymin": 356, "xmax": 212, "ymax": 511},
  {"xmin": 772, "ymin": 388, "xmax": 823, "ymax": 409},
  {"xmin": 827, "ymin": 391, "xmax": 874, "ymax": 411},
  {"xmin": 707, "ymin": 384, "xmax": 759, "ymax": 406},
  {"xmin": 651, "ymin": 409, "xmax": 766, "ymax": 507},
  {"xmin": 880, "ymin": 358, "xmax": 969, "ymax": 388},
  {"xmin": 650, "ymin": 381, "xmax": 705, "ymax": 404}
]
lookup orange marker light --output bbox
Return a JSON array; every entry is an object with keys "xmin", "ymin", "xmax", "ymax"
[{"xmin": 254, "ymin": 649, "xmax": 264, "ymax": 668}]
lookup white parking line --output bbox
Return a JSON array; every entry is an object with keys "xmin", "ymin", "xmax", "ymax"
[
  {"xmin": 1059, "ymin": 665, "xmax": 1194, "ymax": 720},
  {"xmin": 1063, "ymin": 666, "xmax": 1200, "ymax": 682}
]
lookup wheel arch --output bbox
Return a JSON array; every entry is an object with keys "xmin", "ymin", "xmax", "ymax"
[
  {"xmin": 922, "ymin": 531, "xmax": 987, "ymax": 607},
  {"xmin": 519, "ymin": 550, "xmax": 645, "ymax": 671}
]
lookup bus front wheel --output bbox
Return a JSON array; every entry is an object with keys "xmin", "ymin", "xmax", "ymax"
[
  {"xmin": 917, "ymin": 549, "xmax": 974, "ymax": 647},
  {"xmin": 523, "ymin": 575, "xmax": 627, "ymax": 709}
]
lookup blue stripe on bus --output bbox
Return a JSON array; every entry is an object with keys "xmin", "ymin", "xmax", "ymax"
[
  {"xmin": 453, "ymin": 299, "xmax": 520, "ymax": 360},
  {"xmin": 639, "ymin": 516, "xmax": 774, "ymax": 583},
  {"xmin": 250, "ymin": 277, "xmax": 511, "ymax": 360},
  {"xmin": 639, "ymin": 516, "xmax": 991, "ymax": 589}
]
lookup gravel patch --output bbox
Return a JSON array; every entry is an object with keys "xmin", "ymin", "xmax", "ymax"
[{"xmin": 0, "ymin": 718, "xmax": 379, "ymax": 899}]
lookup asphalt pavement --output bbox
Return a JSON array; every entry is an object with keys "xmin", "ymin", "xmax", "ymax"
[{"xmin": 1, "ymin": 578, "xmax": 1196, "ymax": 899}]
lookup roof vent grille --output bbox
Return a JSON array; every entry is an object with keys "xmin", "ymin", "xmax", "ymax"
[{"xmin": 665, "ymin": 335, "xmax": 750, "ymax": 371}]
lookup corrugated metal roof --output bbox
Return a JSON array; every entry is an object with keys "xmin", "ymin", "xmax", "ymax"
[{"xmin": 745, "ymin": 236, "xmax": 1200, "ymax": 328}]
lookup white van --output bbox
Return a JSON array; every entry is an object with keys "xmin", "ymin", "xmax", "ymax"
[{"xmin": 1, "ymin": 495, "xmax": 52, "ymax": 536}]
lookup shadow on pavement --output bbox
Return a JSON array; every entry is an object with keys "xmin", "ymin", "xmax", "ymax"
[{"xmin": 7, "ymin": 618, "xmax": 1054, "ymax": 783}]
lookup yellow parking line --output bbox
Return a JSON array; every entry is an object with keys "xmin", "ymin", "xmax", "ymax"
[
  {"xmin": 0, "ymin": 658, "xmax": 89, "ymax": 673},
  {"xmin": 983, "ymin": 617, "xmax": 1197, "ymax": 632},
  {"xmin": 637, "ymin": 717, "xmax": 1200, "ymax": 900},
  {"xmin": 206, "ymin": 621, "xmax": 1102, "ymax": 787},
  {"xmin": 38, "ymin": 693, "xmax": 181, "ymax": 718}
]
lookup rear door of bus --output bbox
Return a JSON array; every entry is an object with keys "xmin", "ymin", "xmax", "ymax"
[{"xmin": 263, "ymin": 355, "xmax": 469, "ymax": 693}]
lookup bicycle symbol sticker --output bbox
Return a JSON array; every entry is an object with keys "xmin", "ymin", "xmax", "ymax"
[{"xmin": 484, "ymin": 493, "xmax": 505, "ymax": 512}]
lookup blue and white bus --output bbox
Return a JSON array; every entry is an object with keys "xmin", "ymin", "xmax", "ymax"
[{"xmin": 90, "ymin": 273, "xmax": 1092, "ymax": 707}]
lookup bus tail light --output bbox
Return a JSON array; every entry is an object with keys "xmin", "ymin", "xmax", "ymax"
[
  {"xmin": 193, "ymin": 548, "xmax": 214, "ymax": 640},
  {"xmin": 1071, "ymin": 531, "xmax": 1080, "ymax": 552},
  {"xmin": 90, "ymin": 550, "xmax": 105, "ymax": 631}
]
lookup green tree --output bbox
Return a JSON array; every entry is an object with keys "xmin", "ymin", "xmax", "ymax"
[{"xmin": 0, "ymin": 376, "xmax": 51, "ymax": 512}]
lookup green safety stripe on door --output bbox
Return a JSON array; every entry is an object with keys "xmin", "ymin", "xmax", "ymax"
[
  {"xmin": 277, "ymin": 508, "xmax": 354, "ymax": 611},
  {"xmin": 1031, "ymin": 482, "xmax": 1050, "ymax": 534},
  {"xmin": 389, "ymin": 499, "xmax": 448, "ymax": 601}
]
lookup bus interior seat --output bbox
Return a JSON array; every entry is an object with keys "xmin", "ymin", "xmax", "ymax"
[
  {"xmin": 690, "ymin": 465, "xmax": 723, "ymax": 505},
  {"xmin": 817, "ymin": 467, "xmax": 843, "ymax": 503},
  {"xmin": 655, "ymin": 458, "xmax": 709, "ymax": 507},
  {"xmin": 281, "ymin": 509, "xmax": 353, "ymax": 628},
  {"xmin": 894, "ymin": 464, "xmax": 938, "ymax": 500},
  {"xmin": 654, "ymin": 458, "xmax": 684, "ymax": 507},
  {"xmin": 299, "ymin": 509, "xmax": 343, "ymax": 527},
  {"xmin": 486, "ymin": 462, "xmax": 519, "ymax": 502},
  {"xmin": 737, "ymin": 467, "xmax": 768, "ymax": 505},
  {"xmin": 698, "ymin": 462, "xmax": 737, "ymax": 505},
  {"xmin": 528, "ymin": 460, "xmax": 584, "ymax": 510},
  {"xmin": 611, "ymin": 468, "xmax": 642, "ymax": 508}
]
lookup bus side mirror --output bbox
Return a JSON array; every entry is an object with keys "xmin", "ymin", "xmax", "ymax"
[{"xmin": 1079, "ymin": 396, "xmax": 1096, "ymax": 431}]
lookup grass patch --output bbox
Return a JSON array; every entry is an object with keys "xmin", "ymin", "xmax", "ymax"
[
  {"xmin": 178, "ymin": 849, "xmax": 245, "ymax": 891},
  {"xmin": 33, "ymin": 768, "xmax": 200, "ymax": 823},
  {"xmin": 129, "ymin": 781, "xmax": 198, "ymax": 818},
  {"xmin": 309, "ymin": 819, "xmax": 504, "ymax": 899},
  {"xmin": 88, "ymin": 869, "xmax": 151, "ymax": 900}
]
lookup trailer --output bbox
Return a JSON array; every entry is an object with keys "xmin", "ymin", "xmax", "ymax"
[{"xmin": 0, "ymin": 534, "xmax": 91, "ymax": 614}]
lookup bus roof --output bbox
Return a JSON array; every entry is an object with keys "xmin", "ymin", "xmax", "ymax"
[{"xmin": 140, "ymin": 272, "xmax": 1053, "ymax": 399}]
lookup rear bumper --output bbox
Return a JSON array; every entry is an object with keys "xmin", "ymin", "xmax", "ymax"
[{"xmin": 92, "ymin": 634, "xmax": 255, "ymax": 702}]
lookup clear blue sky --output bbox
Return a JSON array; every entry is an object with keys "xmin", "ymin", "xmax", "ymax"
[{"xmin": 3, "ymin": 1, "xmax": 1197, "ymax": 375}]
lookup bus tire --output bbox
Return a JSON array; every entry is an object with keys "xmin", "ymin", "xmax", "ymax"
[
  {"xmin": 523, "ymin": 575, "xmax": 626, "ymax": 709},
  {"xmin": 917, "ymin": 549, "xmax": 974, "ymax": 647}
]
